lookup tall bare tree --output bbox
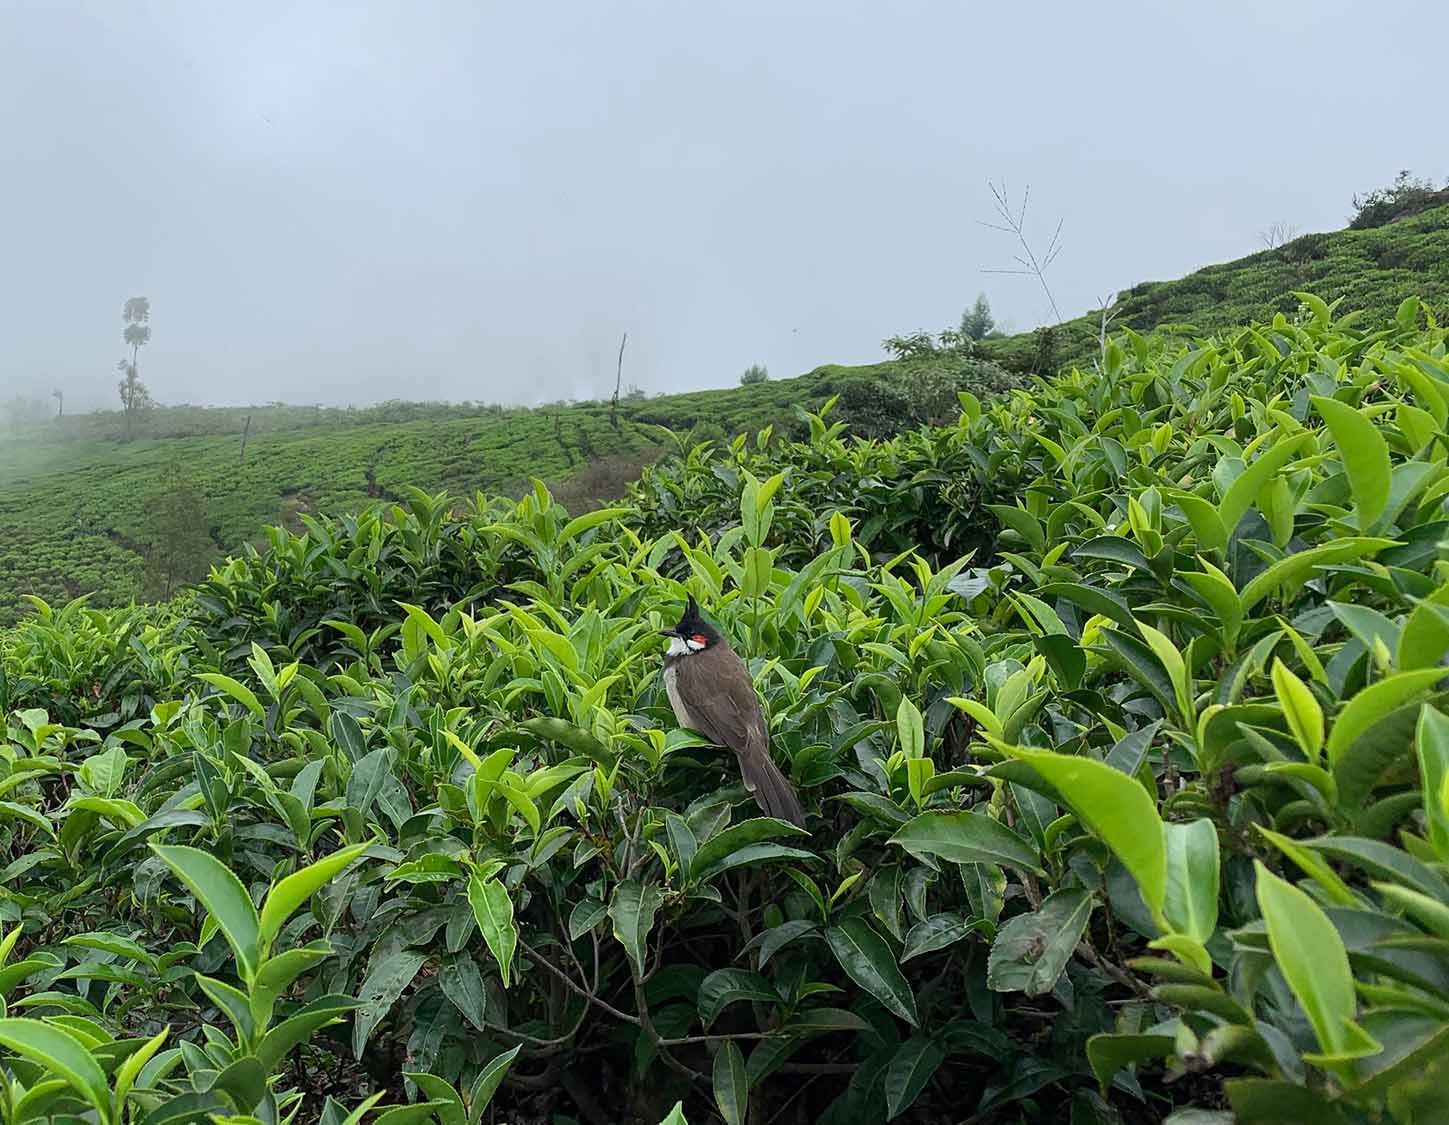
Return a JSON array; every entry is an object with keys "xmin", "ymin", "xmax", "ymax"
[{"xmin": 118, "ymin": 296, "xmax": 152, "ymax": 440}]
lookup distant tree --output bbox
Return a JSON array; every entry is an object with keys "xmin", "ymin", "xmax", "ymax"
[
  {"xmin": 739, "ymin": 364, "xmax": 770, "ymax": 385},
  {"xmin": 141, "ymin": 458, "xmax": 212, "ymax": 600},
  {"xmin": 118, "ymin": 296, "xmax": 152, "ymax": 440},
  {"xmin": 960, "ymin": 293, "xmax": 995, "ymax": 340},
  {"xmin": 1259, "ymin": 221, "xmax": 1301, "ymax": 250},
  {"xmin": 117, "ymin": 361, "xmax": 152, "ymax": 439},
  {"xmin": 3, "ymin": 395, "xmax": 50, "ymax": 433},
  {"xmin": 882, "ymin": 332, "xmax": 939, "ymax": 361}
]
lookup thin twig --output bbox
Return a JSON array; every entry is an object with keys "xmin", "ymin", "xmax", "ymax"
[
  {"xmin": 519, "ymin": 938, "xmax": 641, "ymax": 1025},
  {"xmin": 982, "ymin": 179, "xmax": 1065, "ymax": 324}
]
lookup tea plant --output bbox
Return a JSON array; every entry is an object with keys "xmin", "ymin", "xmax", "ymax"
[{"xmin": 2, "ymin": 295, "xmax": 1449, "ymax": 1121}]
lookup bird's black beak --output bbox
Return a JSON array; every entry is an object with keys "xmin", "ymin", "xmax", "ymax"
[{"xmin": 658, "ymin": 628, "xmax": 676, "ymax": 637}]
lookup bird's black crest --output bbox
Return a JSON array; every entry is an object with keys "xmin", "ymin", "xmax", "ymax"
[{"xmin": 669, "ymin": 595, "xmax": 718, "ymax": 641}]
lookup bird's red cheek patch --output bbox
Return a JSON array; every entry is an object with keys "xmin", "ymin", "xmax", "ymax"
[{"xmin": 691, "ymin": 634, "xmax": 709, "ymax": 646}]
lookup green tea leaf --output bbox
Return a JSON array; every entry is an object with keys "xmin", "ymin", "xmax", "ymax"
[
  {"xmin": 258, "ymin": 841, "xmax": 371, "ymax": 956},
  {"xmin": 0, "ymin": 1017, "xmax": 111, "ymax": 1116},
  {"xmin": 1253, "ymin": 861, "xmax": 1362, "ymax": 1058},
  {"xmin": 1417, "ymin": 705, "xmax": 1449, "ymax": 861},
  {"xmin": 986, "ymin": 888, "xmax": 1093, "ymax": 996},
  {"xmin": 1270, "ymin": 659, "xmax": 1323, "ymax": 765},
  {"xmin": 1003, "ymin": 747, "xmax": 1167, "ymax": 926},
  {"xmin": 468, "ymin": 875, "xmax": 518, "ymax": 988},
  {"xmin": 194, "ymin": 673, "xmax": 266, "ymax": 720},
  {"xmin": 467, "ymin": 1045, "xmax": 521, "ymax": 1123},
  {"xmin": 352, "ymin": 950, "xmax": 427, "ymax": 1058},
  {"xmin": 825, "ymin": 917, "xmax": 918, "ymax": 1026},
  {"xmin": 1162, "ymin": 819, "xmax": 1219, "ymax": 944},
  {"xmin": 888, "ymin": 811, "xmax": 1041, "ymax": 875},
  {"xmin": 712, "ymin": 1040, "xmax": 748, "ymax": 1125},
  {"xmin": 609, "ymin": 879, "xmax": 664, "ymax": 975},
  {"xmin": 699, "ymin": 968, "xmax": 779, "ymax": 1029},
  {"xmin": 1326, "ymin": 667, "xmax": 1446, "ymax": 766},
  {"xmin": 884, "ymin": 1036, "xmax": 945, "ymax": 1119},
  {"xmin": 151, "ymin": 843, "xmax": 262, "ymax": 981},
  {"xmin": 1086, "ymin": 1033, "xmax": 1175, "ymax": 1093},
  {"xmin": 1311, "ymin": 395, "xmax": 1391, "ymax": 529}
]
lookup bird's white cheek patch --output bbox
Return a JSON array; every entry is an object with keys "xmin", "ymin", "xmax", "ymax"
[{"xmin": 666, "ymin": 636, "xmax": 691, "ymax": 656}]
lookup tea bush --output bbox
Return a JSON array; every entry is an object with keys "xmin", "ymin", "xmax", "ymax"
[{"xmin": 3, "ymin": 296, "xmax": 1449, "ymax": 1122}]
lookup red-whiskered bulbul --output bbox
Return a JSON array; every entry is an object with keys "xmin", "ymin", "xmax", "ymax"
[{"xmin": 660, "ymin": 597, "xmax": 806, "ymax": 828}]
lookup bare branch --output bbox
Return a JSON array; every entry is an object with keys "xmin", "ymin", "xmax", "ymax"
[{"xmin": 981, "ymin": 179, "xmax": 1064, "ymax": 325}]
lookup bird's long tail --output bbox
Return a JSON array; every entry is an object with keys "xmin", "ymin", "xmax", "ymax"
[{"xmin": 740, "ymin": 748, "xmax": 806, "ymax": 829}]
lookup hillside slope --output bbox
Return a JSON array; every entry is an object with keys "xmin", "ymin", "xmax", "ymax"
[{"xmin": 979, "ymin": 201, "xmax": 1449, "ymax": 371}]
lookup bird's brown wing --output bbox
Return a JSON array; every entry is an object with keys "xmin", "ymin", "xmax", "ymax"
[{"xmin": 671, "ymin": 643, "xmax": 768, "ymax": 755}]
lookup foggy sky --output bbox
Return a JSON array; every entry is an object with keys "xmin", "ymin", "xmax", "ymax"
[{"xmin": 4, "ymin": 1, "xmax": 1446, "ymax": 413}]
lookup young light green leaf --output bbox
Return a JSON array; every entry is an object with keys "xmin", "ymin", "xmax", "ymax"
[
  {"xmin": 1326, "ymin": 667, "xmax": 1446, "ymax": 767},
  {"xmin": 1003, "ymin": 747, "xmax": 1166, "ymax": 927},
  {"xmin": 194, "ymin": 672, "xmax": 266, "ymax": 720},
  {"xmin": 1239, "ymin": 538, "xmax": 1396, "ymax": 613},
  {"xmin": 1311, "ymin": 395, "xmax": 1391, "ymax": 529},
  {"xmin": 1270, "ymin": 659, "xmax": 1323, "ymax": 765},
  {"xmin": 1418, "ymin": 705, "xmax": 1449, "ymax": 861},
  {"xmin": 468, "ymin": 875, "xmax": 518, "ymax": 988},
  {"xmin": 896, "ymin": 695, "xmax": 925, "ymax": 759},
  {"xmin": 0, "ymin": 1017, "xmax": 112, "ymax": 1117},
  {"xmin": 1399, "ymin": 600, "xmax": 1449, "ymax": 671},
  {"xmin": 1217, "ymin": 432, "xmax": 1310, "ymax": 539},
  {"xmin": 258, "ymin": 840, "xmax": 371, "ymax": 956},
  {"xmin": 1136, "ymin": 619, "xmax": 1192, "ymax": 722},
  {"xmin": 1162, "ymin": 819, "xmax": 1219, "ymax": 944},
  {"xmin": 150, "ymin": 843, "xmax": 262, "ymax": 981},
  {"xmin": 1253, "ymin": 861, "xmax": 1363, "ymax": 1059}
]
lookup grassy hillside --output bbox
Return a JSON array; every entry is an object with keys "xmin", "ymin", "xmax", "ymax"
[{"xmin": 979, "ymin": 200, "xmax": 1449, "ymax": 372}]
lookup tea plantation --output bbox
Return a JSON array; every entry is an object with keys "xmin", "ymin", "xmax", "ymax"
[
  {"xmin": 0, "ymin": 366, "xmax": 893, "ymax": 624},
  {"xmin": 4, "ymin": 294, "xmax": 1449, "ymax": 1122},
  {"xmin": 4, "ymin": 201, "xmax": 1447, "ymax": 628}
]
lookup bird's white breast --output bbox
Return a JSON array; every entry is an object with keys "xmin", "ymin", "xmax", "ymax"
[{"xmin": 663, "ymin": 663, "xmax": 692, "ymax": 728}]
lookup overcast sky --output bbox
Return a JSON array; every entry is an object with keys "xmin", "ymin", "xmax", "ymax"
[{"xmin": 3, "ymin": 1, "xmax": 1445, "ymax": 412}]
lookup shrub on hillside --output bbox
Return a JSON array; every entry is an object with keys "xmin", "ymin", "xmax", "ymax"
[{"xmin": 1350, "ymin": 169, "xmax": 1449, "ymax": 229}]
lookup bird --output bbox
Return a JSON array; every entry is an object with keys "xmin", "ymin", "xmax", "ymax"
[{"xmin": 660, "ymin": 596, "xmax": 806, "ymax": 828}]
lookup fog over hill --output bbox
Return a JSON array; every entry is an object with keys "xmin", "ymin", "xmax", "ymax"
[{"xmin": 3, "ymin": 1, "xmax": 1447, "ymax": 413}]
